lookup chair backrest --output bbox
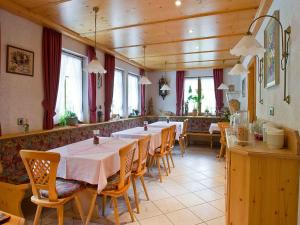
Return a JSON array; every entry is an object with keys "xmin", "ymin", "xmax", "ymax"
[
  {"xmin": 20, "ymin": 150, "xmax": 60, "ymax": 201},
  {"xmin": 183, "ymin": 119, "xmax": 189, "ymax": 135},
  {"xmin": 168, "ymin": 125, "xmax": 176, "ymax": 149},
  {"xmin": 136, "ymin": 135, "xmax": 151, "ymax": 173},
  {"xmin": 158, "ymin": 127, "xmax": 170, "ymax": 154},
  {"xmin": 118, "ymin": 141, "xmax": 137, "ymax": 189}
]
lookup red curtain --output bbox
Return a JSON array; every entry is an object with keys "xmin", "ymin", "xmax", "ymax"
[
  {"xmin": 104, "ymin": 53, "xmax": 115, "ymax": 121},
  {"xmin": 140, "ymin": 69, "xmax": 146, "ymax": 116},
  {"xmin": 42, "ymin": 27, "xmax": 62, "ymax": 129},
  {"xmin": 176, "ymin": 71, "xmax": 185, "ymax": 116},
  {"xmin": 87, "ymin": 46, "xmax": 97, "ymax": 123},
  {"xmin": 213, "ymin": 68, "xmax": 224, "ymax": 112}
]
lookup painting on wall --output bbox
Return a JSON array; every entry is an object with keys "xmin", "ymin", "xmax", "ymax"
[
  {"xmin": 6, "ymin": 45, "xmax": 34, "ymax": 76},
  {"xmin": 264, "ymin": 10, "xmax": 280, "ymax": 88},
  {"xmin": 242, "ymin": 78, "xmax": 246, "ymax": 97}
]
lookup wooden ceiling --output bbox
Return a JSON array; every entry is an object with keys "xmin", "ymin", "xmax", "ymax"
[{"xmin": 2, "ymin": 0, "xmax": 266, "ymax": 71}]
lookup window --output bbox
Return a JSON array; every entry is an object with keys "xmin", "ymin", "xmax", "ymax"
[
  {"xmin": 127, "ymin": 73, "xmax": 140, "ymax": 114},
  {"xmin": 54, "ymin": 51, "xmax": 83, "ymax": 123},
  {"xmin": 111, "ymin": 69, "xmax": 124, "ymax": 116},
  {"xmin": 184, "ymin": 77, "xmax": 216, "ymax": 114}
]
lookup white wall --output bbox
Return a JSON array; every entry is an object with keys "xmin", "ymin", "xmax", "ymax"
[
  {"xmin": 0, "ymin": 9, "xmax": 140, "ymax": 134},
  {"xmin": 241, "ymin": 0, "xmax": 300, "ymax": 131},
  {"xmin": 145, "ymin": 68, "xmax": 240, "ymax": 115}
]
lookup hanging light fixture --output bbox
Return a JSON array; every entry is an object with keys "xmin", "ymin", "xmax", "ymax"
[
  {"xmin": 85, "ymin": 7, "xmax": 106, "ymax": 74},
  {"xmin": 139, "ymin": 46, "xmax": 152, "ymax": 85},
  {"xmin": 217, "ymin": 83, "xmax": 229, "ymax": 90},
  {"xmin": 228, "ymin": 60, "xmax": 248, "ymax": 75},
  {"xmin": 160, "ymin": 61, "xmax": 171, "ymax": 91}
]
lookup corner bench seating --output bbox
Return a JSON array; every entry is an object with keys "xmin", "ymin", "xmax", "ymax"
[{"xmin": 0, "ymin": 115, "xmax": 222, "ymax": 217}]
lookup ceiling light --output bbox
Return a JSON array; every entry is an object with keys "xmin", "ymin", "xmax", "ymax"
[
  {"xmin": 217, "ymin": 83, "xmax": 229, "ymax": 90},
  {"xmin": 175, "ymin": 0, "xmax": 182, "ymax": 7},
  {"xmin": 85, "ymin": 7, "xmax": 106, "ymax": 74},
  {"xmin": 195, "ymin": 46, "xmax": 199, "ymax": 50},
  {"xmin": 228, "ymin": 61, "xmax": 248, "ymax": 75},
  {"xmin": 160, "ymin": 84, "xmax": 172, "ymax": 91},
  {"xmin": 139, "ymin": 46, "xmax": 152, "ymax": 85},
  {"xmin": 189, "ymin": 29, "xmax": 193, "ymax": 34}
]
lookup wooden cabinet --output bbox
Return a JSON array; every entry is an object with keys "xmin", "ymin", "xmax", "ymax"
[{"xmin": 225, "ymin": 128, "xmax": 300, "ymax": 225}]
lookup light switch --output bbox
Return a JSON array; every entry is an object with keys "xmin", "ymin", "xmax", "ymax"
[{"xmin": 269, "ymin": 106, "xmax": 274, "ymax": 116}]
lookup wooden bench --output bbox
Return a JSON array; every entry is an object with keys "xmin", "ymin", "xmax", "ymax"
[{"xmin": 187, "ymin": 132, "xmax": 221, "ymax": 148}]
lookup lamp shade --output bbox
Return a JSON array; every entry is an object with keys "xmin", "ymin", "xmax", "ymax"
[
  {"xmin": 228, "ymin": 62, "xmax": 248, "ymax": 75},
  {"xmin": 85, "ymin": 58, "xmax": 107, "ymax": 74},
  {"xmin": 139, "ymin": 76, "xmax": 152, "ymax": 85},
  {"xmin": 160, "ymin": 84, "xmax": 171, "ymax": 91},
  {"xmin": 217, "ymin": 83, "xmax": 229, "ymax": 90},
  {"xmin": 230, "ymin": 34, "xmax": 265, "ymax": 57}
]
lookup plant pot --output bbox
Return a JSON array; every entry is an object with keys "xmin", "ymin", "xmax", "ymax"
[
  {"xmin": 192, "ymin": 109, "xmax": 198, "ymax": 116},
  {"xmin": 66, "ymin": 116, "xmax": 78, "ymax": 126}
]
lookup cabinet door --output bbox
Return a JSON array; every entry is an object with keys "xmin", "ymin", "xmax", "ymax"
[{"xmin": 228, "ymin": 152, "xmax": 249, "ymax": 225}]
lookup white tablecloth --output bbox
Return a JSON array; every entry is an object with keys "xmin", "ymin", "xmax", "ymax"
[
  {"xmin": 148, "ymin": 121, "xmax": 183, "ymax": 140},
  {"xmin": 111, "ymin": 126, "xmax": 162, "ymax": 155},
  {"xmin": 50, "ymin": 137, "xmax": 137, "ymax": 193},
  {"xmin": 209, "ymin": 123, "xmax": 220, "ymax": 134}
]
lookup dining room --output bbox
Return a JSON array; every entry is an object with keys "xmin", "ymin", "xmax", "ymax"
[{"xmin": 1, "ymin": 0, "xmax": 300, "ymax": 225}]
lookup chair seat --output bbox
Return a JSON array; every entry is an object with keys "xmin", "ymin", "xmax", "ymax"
[
  {"xmin": 132, "ymin": 161, "xmax": 138, "ymax": 172},
  {"xmin": 103, "ymin": 173, "xmax": 120, "ymax": 191},
  {"xmin": 40, "ymin": 178, "xmax": 83, "ymax": 199}
]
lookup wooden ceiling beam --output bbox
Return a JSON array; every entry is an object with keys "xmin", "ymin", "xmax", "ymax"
[
  {"xmin": 251, "ymin": 0, "xmax": 273, "ymax": 34},
  {"xmin": 163, "ymin": 64, "xmax": 235, "ymax": 71},
  {"xmin": 81, "ymin": 6, "xmax": 258, "ymax": 36},
  {"xmin": 166, "ymin": 58, "xmax": 239, "ymax": 65},
  {"xmin": 114, "ymin": 33, "xmax": 244, "ymax": 49},
  {"xmin": 0, "ymin": 0, "xmax": 148, "ymax": 70},
  {"xmin": 129, "ymin": 49, "xmax": 230, "ymax": 59}
]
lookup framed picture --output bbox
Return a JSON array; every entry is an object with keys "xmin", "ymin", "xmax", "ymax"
[
  {"xmin": 6, "ymin": 45, "xmax": 34, "ymax": 76},
  {"xmin": 264, "ymin": 10, "xmax": 280, "ymax": 88},
  {"xmin": 242, "ymin": 78, "xmax": 246, "ymax": 97}
]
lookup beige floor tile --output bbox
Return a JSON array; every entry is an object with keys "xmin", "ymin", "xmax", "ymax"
[
  {"xmin": 163, "ymin": 185, "xmax": 189, "ymax": 196},
  {"xmin": 194, "ymin": 189, "xmax": 223, "ymax": 202},
  {"xmin": 147, "ymin": 187, "xmax": 171, "ymax": 201},
  {"xmin": 166, "ymin": 208, "xmax": 203, "ymax": 225},
  {"xmin": 210, "ymin": 186, "xmax": 225, "ymax": 195},
  {"xmin": 209, "ymin": 198, "xmax": 225, "ymax": 212},
  {"xmin": 153, "ymin": 197, "xmax": 185, "ymax": 213},
  {"xmin": 171, "ymin": 175, "xmax": 194, "ymax": 184},
  {"xmin": 139, "ymin": 214, "xmax": 173, "ymax": 225},
  {"xmin": 175, "ymin": 193, "xmax": 205, "ymax": 207},
  {"xmin": 181, "ymin": 181, "xmax": 207, "ymax": 192},
  {"xmin": 205, "ymin": 216, "xmax": 225, "ymax": 225},
  {"xmin": 134, "ymin": 201, "xmax": 163, "ymax": 221},
  {"xmin": 189, "ymin": 203, "xmax": 224, "ymax": 221},
  {"xmin": 200, "ymin": 178, "xmax": 224, "ymax": 188}
]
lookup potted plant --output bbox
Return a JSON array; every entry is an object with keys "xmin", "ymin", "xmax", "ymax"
[
  {"xmin": 187, "ymin": 92, "xmax": 203, "ymax": 116},
  {"xmin": 59, "ymin": 111, "xmax": 78, "ymax": 126}
]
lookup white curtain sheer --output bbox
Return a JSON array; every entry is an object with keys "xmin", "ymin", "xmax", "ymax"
[
  {"xmin": 111, "ymin": 69, "xmax": 124, "ymax": 116},
  {"xmin": 54, "ymin": 52, "xmax": 83, "ymax": 123},
  {"xmin": 184, "ymin": 78, "xmax": 198, "ymax": 112},
  {"xmin": 201, "ymin": 77, "xmax": 216, "ymax": 114},
  {"xmin": 128, "ymin": 74, "xmax": 139, "ymax": 114}
]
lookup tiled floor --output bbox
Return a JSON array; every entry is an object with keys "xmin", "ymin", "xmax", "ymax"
[{"xmin": 24, "ymin": 145, "xmax": 226, "ymax": 225}]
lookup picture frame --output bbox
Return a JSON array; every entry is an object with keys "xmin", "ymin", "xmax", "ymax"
[
  {"xmin": 264, "ymin": 10, "xmax": 280, "ymax": 88},
  {"xmin": 242, "ymin": 78, "xmax": 246, "ymax": 97},
  {"xmin": 6, "ymin": 45, "xmax": 34, "ymax": 76}
]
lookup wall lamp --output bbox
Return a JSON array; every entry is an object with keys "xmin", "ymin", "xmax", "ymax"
[{"xmin": 231, "ymin": 14, "xmax": 291, "ymax": 104}]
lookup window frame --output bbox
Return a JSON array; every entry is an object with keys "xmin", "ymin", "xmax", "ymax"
[
  {"xmin": 112, "ymin": 68, "xmax": 125, "ymax": 117},
  {"xmin": 127, "ymin": 72, "xmax": 141, "ymax": 115}
]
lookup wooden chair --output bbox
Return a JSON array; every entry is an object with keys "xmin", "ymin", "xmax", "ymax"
[
  {"xmin": 19, "ymin": 150, "xmax": 85, "ymax": 225},
  {"xmin": 166, "ymin": 125, "xmax": 176, "ymax": 173},
  {"xmin": 85, "ymin": 141, "xmax": 137, "ymax": 225},
  {"xmin": 131, "ymin": 135, "xmax": 151, "ymax": 213},
  {"xmin": 151, "ymin": 127, "xmax": 170, "ymax": 182},
  {"xmin": 217, "ymin": 122, "xmax": 230, "ymax": 158},
  {"xmin": 179, "ymin": 119, "xmax": 188, "ymax": 157}
]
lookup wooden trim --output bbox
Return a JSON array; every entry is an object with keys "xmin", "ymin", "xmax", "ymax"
[
  {"xmin": 247, "ymin": 59, "xmax": 256, "ymax": 122},
  {"xmin": 0, "ymin": 0, "xmax": 148, "ymax": 70},
  {"xmin": 81, "ymin": 7, "xmax": 258, "ymax": 36},
  {"xmin": 251, "ymin": 0, "xmax": 274, "ymax": 34},
  {"xmin": 166, "ymin": 58, "xmax": 239, "ymax": 65},
  {"xmin": 129, "ymin": 49, "xmax": 230, "ymax": 59},
  {"xmin": 164, "ymin": 64, "xmax": 235, "ymax": 71},
  {"xmin": 114, "ymin": 33, "xmax": 244, "ymax": 49}
]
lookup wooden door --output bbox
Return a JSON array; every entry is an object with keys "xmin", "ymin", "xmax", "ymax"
[{"xmin": 248, "ymin": 59, "xmax": 256, "ymax": 122}]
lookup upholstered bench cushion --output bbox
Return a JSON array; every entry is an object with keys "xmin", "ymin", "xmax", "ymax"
[
  {"xmin": 103, "ymin": 173, "xmax": 120, "ymax": 191},
  {"xmin": 0, "ymin": 168, "xmax": 29, "ymax": 184},
  {"xmin": 40, "ymin": 179, "xmax": 84, "ymax": 199}
]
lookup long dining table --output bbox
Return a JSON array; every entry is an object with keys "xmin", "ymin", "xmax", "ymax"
[{"xmin": 148, "ymin": 121, "xmax": 183, "ymax": 140}]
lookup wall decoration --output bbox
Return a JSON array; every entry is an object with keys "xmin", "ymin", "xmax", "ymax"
[
  {"xmin": 6, "ymin": 45, "xmax": 34, "ymax": 76},
  {"xmin": 264, "ymin": 10, "xmax": 280, "ymax": 88},
  {"xmin": 228, "ymin": 84, "xmax": 235, "ymax": 92},
  {"xmin": 159, "ymin": 77, "xmax": 169, "ymax": 100},
  {"xmin": 242, "ymin": 78, "xmax": 246, "ymax": 97}
]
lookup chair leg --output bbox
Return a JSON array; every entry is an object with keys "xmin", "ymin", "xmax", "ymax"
[
  {"xmin": 169, "ymin": 151, "xmax": 175, "ymax": 168},
  {"xmin": 112, "ymin": 197, "xmax": 120, "ymax": 225},
  {"xmin": 179, "ymin": 138, "xmax": 185, "ymax": 157},
  {"xmin": 102, "ymin": 195, "xmax": 107, "ymax": 216},
  {"xmin": 124, "ymin": 192, "xmax": 135, "ymax": 222},
  {"xmin": 57, "ymin": 206, "xmax": 64, "ymax": 225},
  {"xmin": 85, "ymin": 192, "xmax": 98, "ymax": 225},
  {"xmin": 131, "ymin": 175, "xmax": 140, "ymax": 213},
  {"xmin": 74, "ymin": 195, "xmax": 85, "ymax": 224},
  {"xmin": 166, "ymin": 154, "xmax": 171, "ymax": 174},
  {"xmin": 156, "ymin": 157, "xmax": 162, "ymax": 182},
  {"xmin": 162, "ymin": 156, "xmax": 169, "ymax": 176},
  {"xmin": 140, "ymin": 176, "xmax": 149, "ymax": 200},
  {"xmin": 33, "ymin": 205, "xmax": 43, "ymax": 225}
]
